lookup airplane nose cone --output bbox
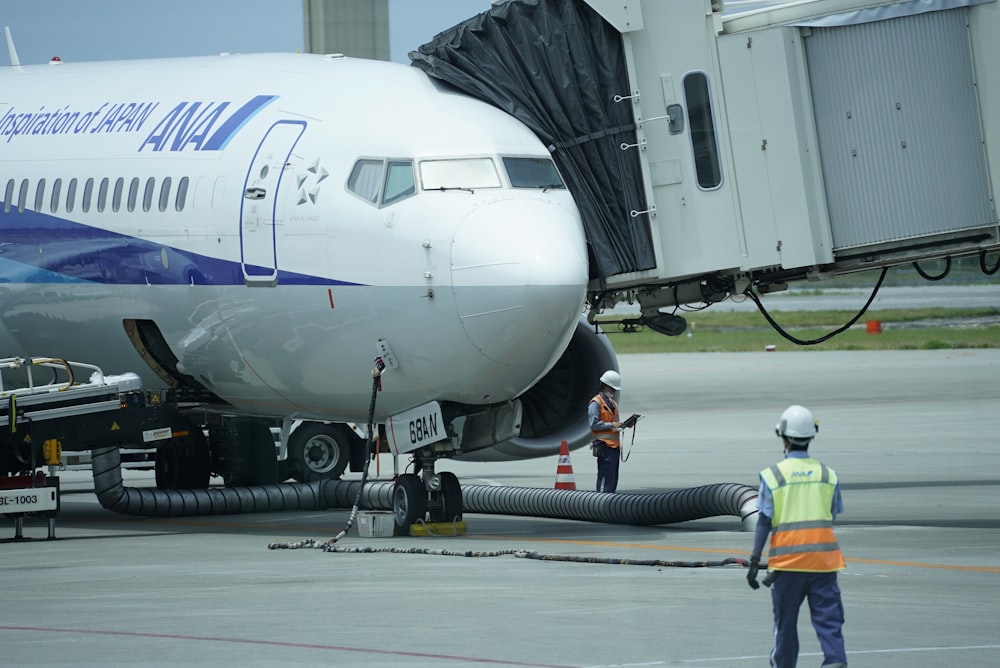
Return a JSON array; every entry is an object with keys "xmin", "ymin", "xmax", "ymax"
[{"xmin": 451, "ymin": 198, "xmax": 588, "ymax": 369}]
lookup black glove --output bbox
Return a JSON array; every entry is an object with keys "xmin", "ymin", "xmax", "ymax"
[{"xmin": 746, "ymin": 557, "xmax": 760, "ymax": 590}]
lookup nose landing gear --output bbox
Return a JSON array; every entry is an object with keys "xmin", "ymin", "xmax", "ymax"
[{"xmin": 392, "ymin": 459, "xmax": 463, "ymax": 535}]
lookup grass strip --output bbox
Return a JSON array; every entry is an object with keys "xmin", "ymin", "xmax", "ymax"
[{"xmin": 597, "ymin": 307, "xmax": 1000, "ymax": 354}]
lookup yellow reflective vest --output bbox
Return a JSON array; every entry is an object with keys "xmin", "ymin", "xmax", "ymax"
[
  {"xmin": 590, "ymin": 393, "xmax": 620, "ymax": 448},
  {"xmin": 760, "ymin": 457, "xmax": 845, "ymax": 572}
]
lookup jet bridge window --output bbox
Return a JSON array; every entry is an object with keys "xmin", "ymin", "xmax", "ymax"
[
  {"xmin": 502, "ymin": 157, "xmax": 565, "ymax": 189},
  {"xmin": 683, "ymin": 72, "xmax": 723, "ymax": 190},
  {"xmin": 420, "ymin": 158, "xmax": 501, "ymax": 191}
]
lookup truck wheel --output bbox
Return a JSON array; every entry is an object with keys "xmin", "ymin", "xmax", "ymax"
[
  {"xmin": 288, "ymin": 423, "xmax": 351, "ymax": 482},
  {"xmin": 222, "ymin": 418, "xmax": 277, "ymax": 486},
  {"xmin": 155, "ymin": 442, "xmax": 181, "ymax": 489},
  {"xmin": 179, "ymin": 432, "xmax": 211, "ymax": 489}
]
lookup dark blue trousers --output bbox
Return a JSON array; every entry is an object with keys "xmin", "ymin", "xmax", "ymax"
[
  {"xmin": 769, "ymin": 571, "xmax": 846, "ymax": 667},
  {"xmin": 595, "ymin": 446, "xmax": 620, "ymax": 492}
]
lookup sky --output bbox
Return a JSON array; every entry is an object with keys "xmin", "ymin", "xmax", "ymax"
[{"xmin": 0, "ymin": 0, "xmax": 494, "ymax": 66}]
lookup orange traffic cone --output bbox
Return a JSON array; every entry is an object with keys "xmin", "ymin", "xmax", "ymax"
[{"xmin": 555, "ymin": 440, "xmax": 577, "ymax": 490}]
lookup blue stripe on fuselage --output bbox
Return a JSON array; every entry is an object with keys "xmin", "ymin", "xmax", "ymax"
[
  {"xmin": 0, "ymin": 207, "xmax": 360, "ymax": 287},
  {"xmin": 202, "ymin": 95, "xmax": 278, "ymax": 151}
]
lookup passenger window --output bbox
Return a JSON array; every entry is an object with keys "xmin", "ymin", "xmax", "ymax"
[
  {"xmin": 17, "ymin": 179, "xmax": 29, "ymax": 213},
  {"xmin": 142, "ymin": 177, "xmax": 155, "ymax": 212},
  {"xmin": 159, "ymin": 177, "xmax": 172, "ymax": 212},
  {"xmin": 3, "ymin": 179, "xmax": 13, "ymax": 213},
  {"xmin": 683, "ymin": 72, "xmax": 723, "ymax": 190},
  {"xmin": 175, "ymin": 177, "xmax": 189, "ymax": 211},
  {"xmin": 82, "ymin": 178, "xmax": 94, "ymax": 213},
  {"xmin": 66, "ymin": 178, "xmax": 78, "ymax": 213},
  {"xmin": 113, "ymin": 178, "xmax": 124, "ymax": 212},
  {"xmin": 420, "ymin": 158, "xmax": 501, "ymax": 190},
  {"xmin": 50, "ymin": 179, "xmax": 62, "ymax": 212},
  {"xmin": 502, "ymin": 157, "xmax": 565, "ymax": 189},
  {"xmin": 128, "ymin": 177, "xmax": 140, "ymax": 212},
  {"xmin": 97, "ymin": 178, "xmax": 109, "ymax": 213},
  {"xmin": 34, "ymin": 179, "xmax": 46, "ymax": 212},
  {"xmin": 348, "ymin": 159, "xmax": 383, "ymax": 204},
  {"xmin": 382, "ymin": 161, "xmax": 415, "ymax": 205}
]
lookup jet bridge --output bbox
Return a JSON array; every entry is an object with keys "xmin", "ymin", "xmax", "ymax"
[{"xmin": 412, "ymin": 0, "xmax": 999, "ymax": 327}]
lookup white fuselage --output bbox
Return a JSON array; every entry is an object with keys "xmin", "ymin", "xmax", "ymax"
[{"xmin": 0, "ymin": 53, "xmax": 588, "ymax": 425}]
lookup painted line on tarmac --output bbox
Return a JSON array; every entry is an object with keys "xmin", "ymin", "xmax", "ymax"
[
  {"xmin": 845, "ymin": 555, "xmax": 1000, "ymax": 573},
  {"xmin": 475, "ymin": 536, "xmax": 1000, "ymax": 573},
  {"xmin": 601, "ymin": 643, "xmax": 1000, "ymax": 665},
  {"xmin": 0, "ymin": 625, "xmax": 573, "ymax": 668}
]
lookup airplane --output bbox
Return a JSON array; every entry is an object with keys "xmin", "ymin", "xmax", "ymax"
[{"xmin": 0, "ymin": 45, "xmax": 619, "ymax": 528}]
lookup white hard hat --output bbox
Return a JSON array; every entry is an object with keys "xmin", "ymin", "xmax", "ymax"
[
  {"xmin": 599, "ymin": 369, "xmax": 621, "ymax": 391},
  {"xmin": 775, "ymin": 405, "xmax": 817, "ymax": 443}
]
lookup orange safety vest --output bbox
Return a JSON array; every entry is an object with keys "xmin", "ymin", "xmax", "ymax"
[
  {"xmin": 590, "ymin": 393, "xmax": 620, "ymax": 449},
  {"xmin": 760, "ymin": 457, "xmax": 845, "ymax": 572}
]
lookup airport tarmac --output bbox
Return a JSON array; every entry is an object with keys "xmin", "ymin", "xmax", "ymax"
[{"xmin": 2, "ymin": 350, "xmax": 998, "ymax": 667}]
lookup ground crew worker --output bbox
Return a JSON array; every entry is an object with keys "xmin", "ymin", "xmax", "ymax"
[
  {"xmin": 588, "ymin": 369, "xmax": 622, "ymax": 493},
  {"xmin": 747, "ymin": 405, "xmax": 847, "ymax": 668}
]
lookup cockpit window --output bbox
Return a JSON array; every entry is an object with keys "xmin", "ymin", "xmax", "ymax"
[
  {"xmin": 348, "ymin": 159, "xmax": 383, "ymax": 204},
  {"xmin": 383, "ymin": 160, "xmax": 415, "ymax": 205},
  {"xmin": 502, "ymin": 157, "xmax": 565, "ymax": 189},
  {"xmin": 348, "ymin": 158, "xmax": 416, "ymax": 207},
  {"xmin": 419, "ymin": 158, "xmax": 501, "ymax": 190}
]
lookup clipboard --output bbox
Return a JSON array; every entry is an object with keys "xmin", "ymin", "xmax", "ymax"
[{"xmin": 621, "ymin": 413, "xmax": 642, "ymax": 429}]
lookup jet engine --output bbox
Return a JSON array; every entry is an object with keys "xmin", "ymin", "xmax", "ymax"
[{"xmin": 458, "ymin": 317, "xmax": 618, "ymax": 461}]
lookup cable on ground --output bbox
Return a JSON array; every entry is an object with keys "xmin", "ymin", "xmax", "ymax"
[
  {"xmin": 311, "ymin": 544, "xmax": 756, "ymax": 569},
  {"xmin": 268, "ymin": 358, "xmax": 384, "ymax": 550}
]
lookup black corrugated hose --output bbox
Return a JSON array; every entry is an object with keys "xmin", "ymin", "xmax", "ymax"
[
  {"xmin": 93, "ymin": 448, "xmax": 757, "ymax": 528},
  {"xmin": 92, "ymin": 448, "xmax": 758, "ymax": 530}
]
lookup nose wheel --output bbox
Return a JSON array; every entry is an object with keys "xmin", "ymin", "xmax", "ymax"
[
  {"xmin": 392, "ymin": 473, "xmax": 425, "ymax": 534},
  {"xmin": 429, "ymin": 471, "xmax": 463, "ymax": 523},
  {"xmin": 391, "ymin": 468, "xmax": 464, "ymax": 534}
]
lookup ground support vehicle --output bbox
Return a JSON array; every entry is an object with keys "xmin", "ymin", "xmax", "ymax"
[{"xmin": 0, "ymin": 356, "xmax": 370, "ymax": 529}]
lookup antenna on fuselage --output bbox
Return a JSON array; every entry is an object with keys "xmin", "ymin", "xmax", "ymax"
[{"xmin": 5, "ymin": 26, "xmax": 21, "ymax": 67}]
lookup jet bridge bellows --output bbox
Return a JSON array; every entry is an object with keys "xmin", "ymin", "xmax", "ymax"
[
  {"xmin": 411, "ymin": 0, "xmax": 656, "ymax": 281},
  {"xmin": 414, "ymin": 0, "xmax": 1000, "ymax": 316}
]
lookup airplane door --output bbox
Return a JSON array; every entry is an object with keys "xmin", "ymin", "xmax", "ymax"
[{"xmin": 240, "ymin": 120, "xmax": 306, "ymax": 286}]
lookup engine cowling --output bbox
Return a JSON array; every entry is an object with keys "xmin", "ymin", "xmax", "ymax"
[{"xmin": 457, "ymin": 317, "xmax": 618, "ymax": 461}]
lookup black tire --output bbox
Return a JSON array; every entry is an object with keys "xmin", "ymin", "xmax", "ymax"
[
  {"xmin": 392, "ymin": 473, "xmax": 426, "ymax": 534},
  {"xmin": 179, "ymin": 431, "xmax": 211, "ymax": 489},
  {"xmin": 155, "ymin": 435, "xmax": 210, "ymax": 490},
  {"xmin": 222, "ymin": 418, "xmax": 277, "ymax": 486},
  {"xmin": 155, "ymin": 442, "xmax": 181, "ymax": 490},
  {"xmin": 429, "ymin": 471, "xmax": 463, "ymax": 523},
  {"xmin": 288, "ymin": 423, "xmax": 351, "ymax": 482}
]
